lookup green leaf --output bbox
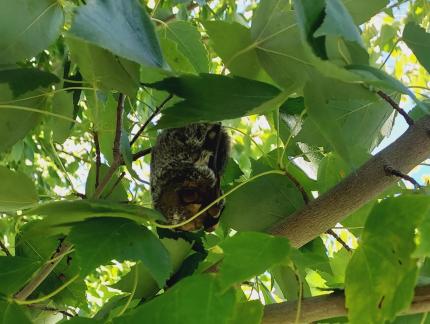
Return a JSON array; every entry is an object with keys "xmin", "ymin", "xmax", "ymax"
[
  {"xmin": 403, "ymin": 22, "xmax": 430, "ymax": 74},
  {"xmin": 69, "ymin": 0, "xmax": 165, "ymax": 68},
  {"xmin": 0, "ymin": 166, "xmax": 37, "ymax": 211},
  {"xmin": 66, "ymin": 38, "xmax": 139, "ymax": 97},
  {"xmin": 300, "ymin": 74, "xmax": 395, "ymax": 165},
  {"xmin": 221, "ymin": 161, "xmax": 305, "ymax": 231},
  {"xmin": 251, "ymin": 0, "xmax": 309, "ymax": 90},
  {"xmin": 314, "ymin": 0, "xmax": 364, "ymax": 48},
  {"xmin": 23, "ymin": 200, "xmax": 163, "ymax": 238},
  {"xmin": 345, "ymin": 195, "xmax": 430, "ymax": 324},
  {"xmin": 85, "ymin": 164, "xmax": 128, "ymax": 202},
  {"xmin": 0, "ymin": 0, "xmax": 64, "ymax": 64},
  {"xmin": 0, "ymin": 256, "xmax": 41, "ymax": 296},
  {"xmin": 112, "ymin": 238, "xmax": 192, "ymax": 300},
  {"xmin": 113, "ymin": 275, "xmax": 237, "ymax": 324},
  {"xmin": 218, "ymin": 232, "xmax": 290, "ymax": 288},
  {"xmin": 0, "ymin": 301, "xmax": 32, "ymax": 324},
  {"xmin": 342, "ymin": 0, "xmax": 389, "ymax": 25},
  {"xmin": 49, "ymin": 91, "xmax": 75, "ymax": 144},
  {"xmin": 158, "ymin": 38, "xmax": 196, "ymax": 74},
  {"xmin": 158, "ymin": 21, "xmax": 209, "ymax": 73},
  {"xmin": 145, "ymin": 74, "xmax": 283, "ymax": 129},
  {"xmin": 0, "ymin": 68, "xmax": 59, "ymax": 152},
  {"xmin": 227, "ymin": 300, "xmax": 263, "ymax": 324},
  {"xmin": 69, "ymin": 218, "xmax": 172, "ymax": 286},
  {"xmin": 204, "ymin": 21, "xmax": 271, "ymax": 81}
]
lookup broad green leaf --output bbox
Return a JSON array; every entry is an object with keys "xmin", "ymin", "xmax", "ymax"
[
  {"xmin": 227, "ymin": 300, "xmax": 263, "ymax": 324},
  {"xmin": 0, "ymin": 256, "xmax": 41, "ymax": 296},
  {"xmin": 158, "ymin": 21, "xmax": 209, "ymax": 73},
  {"xmin": 343, "ymin": 0, "xmax": 389, "ymax": 25},
  {"xmin": 112, "ymin": 238, "xmax": 192, "ymax": 299},
  {"xmin": 66, "ymin": 38, "xmax": 139, "ymax": 97},
  {"xmin": 251, "ymin": 0, "xmax": 310, "ymax": 90},
  {"xmin": 145, "ymin": 74, "xmax": 284, "ymax": 129},
  {"xmin": 345, "ymin": 195, "xmax": 430, "ymax": 324},
  {"xmin": 0, "ymin": 68, "xmax": 59, "ymax": 152},
  {"xmin": 300, "ymin": 74, "xmax": 394, "ymax": 165},
  {"xmin": 69, "ymin": 218, "xmax": 172, "ymax": 286},
  {"xmin": 0, "ymin": 166, "xmax": 37, "ymax": 211},
  {"xmin": 0, "ymin": 301, "xmax": 32, "ymax": 324},
  {"xmin": 113, "ymin": 275, "xmax": 237, "ymax": 324},
  {"xmin": 221, "ymin": 160, "xmax": 305, "ymax": 231},
  {"xmin": 69, "ymin": 0, "xmax": 165, "ymax": 68},
  {"xmin": 218, "ymin": 232, "xmax": 290, "ymax": 288},
  {"xmin": 403, "ymin": 22, "xmax": 430, "ymax": 74},
  {"xmin": 22, "ymin": 200, "xmax": 163, "ymax": 238},
  {"xmin": 60, "ymin": 319, "xmax": 102, "ymax": 324},
  {"xmin": 314, "ymin": 0, "xmax": 364, "ymax": 47},
  {"xmin": 415, "ymin": 212, "xmax": 430, "ymax": 258},
  {"xmin": 49, "ymin": 91, "xmax": 75, "ymax": 144},
  {"xmin": 85, "ymin": 164, "xmax": 128, "ymax": 201},
  {"xmin": 0, "ymin": 0, "xmax": 64, "ymax": 64},
  {"xmin": 158, "ymin": 38, "xmax": 196, "ymax": 74},
  {"xmin": 204, "ymin": 21, "xmax": 271, "ymax": 81}
]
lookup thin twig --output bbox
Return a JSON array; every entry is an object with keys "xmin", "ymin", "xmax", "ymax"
[
  {"xmin": 325, "ymin": 229, "xmax": 352, "ymax": 252},
  {"xmin": 14, "ymin": 241, "xmax": 73, "ymax": 301},
  {"xmin": 377, "ymin": 90, "xmax": 414, "ymax": 126},
  {"xmin": 93, "ymin": 131, "xmax": 101, "ymax": 189},
  {"xmin": 0, "ymin": 238, "xmax": 12, "ymax": 256},
  {"xmin": 130, "ymin": 94, "xmax": 173, "ymax": 146},
  {"xmin": 93, "ymin": 94, "xmax": 126, "ymax": 199},
  {"xmin": 284, "ymin": 171, "xmax": 310, "ymax": 205},
  {"xmin": 384, "ymin": 165, "xmax": 421, "ymax": 189},
  {"xmin": 28, "ymin": 304, "xmax": 75, "ymax": 318},
  {"xmin": 162, "ymin": 2, "xmax": 200, "ymax": 23}
]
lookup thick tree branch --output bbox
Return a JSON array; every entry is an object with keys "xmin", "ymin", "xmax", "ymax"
[
  {"xmin": 262, "ymin": 285, "xmax": 430, "ymax": 323},
  {"xmin": 268, "ymin": 116, "xmax": 430, "ymax": 247}
]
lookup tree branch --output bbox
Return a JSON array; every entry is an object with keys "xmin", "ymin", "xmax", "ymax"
[
  {"xmin": 268, "ymin": 116, "xmax": 430, "ymax": 247},
  {"xmin": 377, "ymin": 90, "xmax": 414, "ymax": 126},
  {"xmin": 262, "ymin": 285, "xmax": 430, "ymax": 323},
  {"xmin": 93, "ymin": 94, "xmax": 125, "ymax": 199},
  {"xmin": 93, "ymin": 131, "xmax": 101, "ymax": 188},
  {"xmin": 14, "ymin": 241, "xmax": 73, "ymax": 301},
  {"xmin": 130, "ymin": 94, "xmax": 173, "ymax": 146},
  {"xmin": 325, "ymin": 229, "xmax": 352, "ymax": 252},
  {"xmin": 0, "ymin": 238, "xmax": 11, "ymax": 256}
]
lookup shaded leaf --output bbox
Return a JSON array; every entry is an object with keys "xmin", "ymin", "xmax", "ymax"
[
  {"xmin": 146, "ymin": 74, "xmax": 283, "ymax": 129},
  {"xmin": 0, "ymin": 166, "xmax": 37, "ymax": 212},
  {"xmin": 227, "ymin": 300, "xmax": 263, "ymax": 324},
  {"xmin": 158, "ymin": 21, "xmax": 208, "ymax": 73},
  {"xmin": 69, "ymin": 0, "xmax": 165, "ymax": 68},
  {"xmin": 205, "ymin": 21, "xmax": 270, "ymax": 81},
  {"xmin": 0, "ymin": 301, "xmax": 32, "ymax": 324},
  {"xmin": 67, "ymin": 38, "xmax": 139, "ymax": 97},
  {"xmin": 49, "ymin": 91, "xmax": 75, "ymax": 144},
  {"xmin": 69, "ymin": 218, "xmax": 172, "ymax": 286},
  {"xmin": 85, "ymin": 164, "xmax": 128, "ymax": 202},
  {"xmin": 0, "ymin": 256, "xmax": 41, "ymax": 296},
  {"xmin": 0, "ymin": 0, "xmax": 63, "ymax": 64},
  {"xmin": 0, "ymin": 68, "xmax": 59, "ymax": 152},
  {"xmin": 403, "ymin": 22, "xmax": 430, "ymax": 74},
  {"xmin": 113, "ymin": 275, "xmax": 237, "ymax": 324},
  {"xmin": 222, "ymin": 160, "xmax": 304, "ymax": 231},
  {"xmin": 218, "ymin": 232, "xmax": 290, "ymax": 288},
  {"xmin": 343, "ymin": 0, "xmax": 389, "ymax": 25}
]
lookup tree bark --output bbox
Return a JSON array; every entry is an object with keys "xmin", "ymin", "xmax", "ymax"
[
  {"xmin": 268, "ymin": 115, "xmax": 430, "ymax": 248},
  {"xmin": 262, "ymin": 285, "xmax": 430, "ymax": 323}
]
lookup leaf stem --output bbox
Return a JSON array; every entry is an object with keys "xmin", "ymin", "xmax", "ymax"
[{"xmin": 117, "ymin": 266, "xmax": 139, "ymax": 317}]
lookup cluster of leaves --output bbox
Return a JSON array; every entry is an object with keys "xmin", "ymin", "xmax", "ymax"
[{"xmin": 0, "ymin": 0, "xmax": 430, "ymax": 323}]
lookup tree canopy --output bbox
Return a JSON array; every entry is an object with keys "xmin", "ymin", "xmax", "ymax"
[{"xmin": 0, "ymin": 0, "xmax": 430, "ymax": 323}]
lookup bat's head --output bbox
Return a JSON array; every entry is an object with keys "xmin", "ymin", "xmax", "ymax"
[{"xmin": 152, "ymin": 165, "xmax": 224, "ymax": 232}]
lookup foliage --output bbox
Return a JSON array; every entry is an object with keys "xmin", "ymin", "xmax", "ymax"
[{"xmin": 0, "ymin": 0, "xmax": 429, "ymax": 323}]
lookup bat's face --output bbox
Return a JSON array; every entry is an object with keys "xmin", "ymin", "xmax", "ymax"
[{"xmin": 156, "ymin": 176, "xmax": 224, "ymax": 232}]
